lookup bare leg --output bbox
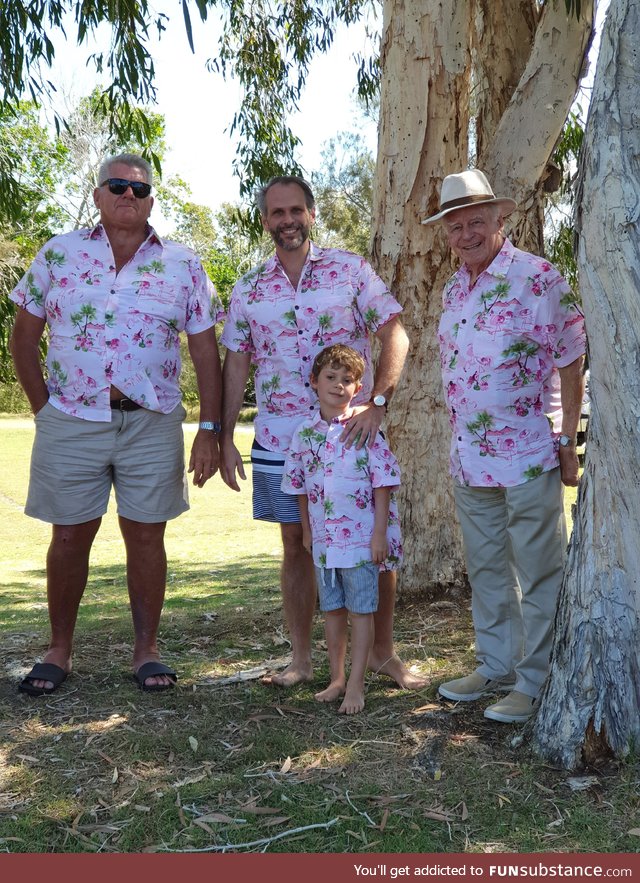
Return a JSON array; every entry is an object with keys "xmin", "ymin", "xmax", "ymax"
[
  {"xmin": 315, "ymin": 609, "xmax": 347, "ymax": 702},
  {"xmin": 119, "ymin": 516, "xmax": 172, "ymax": 689},
  {"xmin": 369, "ymin": 570, "xmax": 427, "ymax": 690},
  {"xmin": 25, "ymin": 519, "xmax": 102, "ymax": 691},
  {"xmin": 263, "ymin": 522, "xmax": 316, "ymax": 687},
  {"xmin": 339, "ymin": 612, "xmax": 373, "ymax": 715}
]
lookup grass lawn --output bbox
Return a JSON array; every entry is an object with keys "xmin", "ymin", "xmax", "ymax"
[{"xmin": 0, "ymin": 420, "xmax": 636, "ymax": 854}]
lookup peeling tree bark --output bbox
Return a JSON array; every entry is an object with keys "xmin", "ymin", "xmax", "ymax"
[
  {"xmin": 373, "ymin": 0, "xmax": 593, "ymax": 592},
  {"xmin": 533, "ymin": 0, "xmax": 640, "ymax": 769},
  {"xmin": 484, "ymin": 0, "xmax": 593, "ymax": 254},
  {"xmin": 473, "ymin": 0, "xmax": 539, "ymax": 160},
  {"xmin": 372, "ymin": 0, "xmax": 473, "ymax": 590}
]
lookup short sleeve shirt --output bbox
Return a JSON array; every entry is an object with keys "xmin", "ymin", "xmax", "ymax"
[
  {"xmin": 438, "ymin": 239, "xmax": 586, "ymax": 487},
  {"xmin": 10, "ymin": 224, "xmax": 224, "ymax": 420},
  {"xmin": 282, "ymin": 410, "xmax": 403, "ymax": 571},
  {"xmin": 220, "ymin": 243, "xmax": 402, "ymax": 454}
]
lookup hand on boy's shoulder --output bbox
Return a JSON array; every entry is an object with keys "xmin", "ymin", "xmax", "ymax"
[{"xmin": 339, "ymin": 403, "xmax": 383, "ymax": 450}]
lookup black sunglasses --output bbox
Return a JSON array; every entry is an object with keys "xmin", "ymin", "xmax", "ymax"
[{"xmin": 100, "ymin": 178, "xmax": 152, "ymax": 198}]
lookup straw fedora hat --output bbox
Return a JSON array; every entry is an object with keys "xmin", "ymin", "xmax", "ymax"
[{"xmin": 421, "ymin": 169, "xmax": 517, "ymax": 225}]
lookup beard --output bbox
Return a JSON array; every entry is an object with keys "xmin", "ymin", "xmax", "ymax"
[{"xmin": 271, "ymin": 222, "xmax": 311, "ymax": 251}]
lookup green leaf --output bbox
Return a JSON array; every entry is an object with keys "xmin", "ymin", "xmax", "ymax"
[{"xmin": 182, "ymin": 0, "xmax": 195, "ymax": 54}]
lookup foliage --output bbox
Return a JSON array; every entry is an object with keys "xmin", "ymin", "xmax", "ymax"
[
  {"xmin": 0, "ymin": 101, "xmax": 68, "ymax": 381},
  {"xmin": 312, "ymin": 131, "xmax": 374, "ymax": 257},
  {"xmin": 0, "ymin": 0, "xmax": 168, "ymax": 192},
  {"xmin": 0, "ymin": 1, "xmax": 381, "ymax": 231},
  {"xmin": 55, "ymin": 88, "xmax": 167, "ymax": 230},
  {"xmin": 544, "ymin": 109, "xmax": 585, "ymax": 296}
]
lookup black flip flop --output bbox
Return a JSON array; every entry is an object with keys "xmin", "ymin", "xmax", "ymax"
[
  {"xmin": 18, "ymin": 662, "xmax": 68, "ymax": 696},
  {"xmin": 133, "ymin": 661, "xmax": 178, "ymax": 692}
]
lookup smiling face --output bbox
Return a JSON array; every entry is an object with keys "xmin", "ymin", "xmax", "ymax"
[
  {"xmin": 444, "ymin": 204, "xmax": 505, "ymax": 280},
  {"xmin": 311, "ymin": 361, "xmax": 362, "ymax": 421},
  {"xmin": 93, "ymin": 161, "xmax": 154, "ymax": 235},
  {"xmin": 261, "ymin": 182, "xmax": 315, "ymax": 253}
]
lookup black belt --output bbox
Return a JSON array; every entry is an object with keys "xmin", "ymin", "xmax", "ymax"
[{"xmin": 110, "ymin": 397, "xmax": 142, "ymax": 412}]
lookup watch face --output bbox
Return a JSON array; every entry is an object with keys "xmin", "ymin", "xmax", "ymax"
[{"xmin": 373, "ymin": 394, "xmax": 386, "ymax": 407}]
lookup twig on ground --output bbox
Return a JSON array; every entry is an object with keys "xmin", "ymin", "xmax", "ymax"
[
  {"xmin": 160, "ymin": 817, "xmax": 339, "ymax": 853},
  {"xmin": 345, "ymin": 790, "xmax": 376, "ymax": 827}
]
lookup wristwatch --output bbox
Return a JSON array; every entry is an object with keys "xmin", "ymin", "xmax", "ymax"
[
  {"xmin": 558, "ymin": 434, "xmax": 576, "ymax": 447},
  {"xmin": 199, "ymin": 421, "xmax": 222, "ymax": 433},
  {"xmin": 371, "ymin": 394, "xmax": 388, "ymax": 411}
]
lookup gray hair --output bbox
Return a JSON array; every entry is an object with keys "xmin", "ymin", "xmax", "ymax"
[
  {"xmin": 255, "ymin": 175, "xmax": 315, "ymax": 215},
  {"xmin": 97, "ymin": 153, "xmax": 153, "ymax": 187}
]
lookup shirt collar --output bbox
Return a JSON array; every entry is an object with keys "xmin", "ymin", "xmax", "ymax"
[
  {"xmin": 91, "ymin": 222, "xmax": 163, "ymax": 248},
  {"xmin": 311, "ymin": 407, "xmax": 354, "ymax": 428},
  {"xmin": 270, "ymin": 239, "xmax": 325, "ymax": 275}
]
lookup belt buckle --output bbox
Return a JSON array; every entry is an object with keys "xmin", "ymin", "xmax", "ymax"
[{"xmin": 116, "ymin": 397, "xmax": 129, "ymax": 411}]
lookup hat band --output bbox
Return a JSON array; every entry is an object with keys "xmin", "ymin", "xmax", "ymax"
[{"xmin": 439, "ymin": 193, "xmax": 496, "ymax": 212}]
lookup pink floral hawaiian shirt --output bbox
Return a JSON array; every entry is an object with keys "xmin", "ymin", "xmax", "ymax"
[
  {"xmin": 220, "ymin": 243, "xmax": 402, "ymax": 454},
  {"xmin": 10, "ymin": 224, "xmax": 223, "ymax": 420},
  {"xmin": 438, "ymin": 238, "xmax": 586, "ymax": 487},
  {"xmin": 282, "ymin": 410, "xmax": 403, "ymax": 570}
]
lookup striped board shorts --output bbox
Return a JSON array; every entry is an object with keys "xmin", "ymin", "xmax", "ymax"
[{"xmin": 251, "ymin": 439, "xmax": 301, "ymax": 524}]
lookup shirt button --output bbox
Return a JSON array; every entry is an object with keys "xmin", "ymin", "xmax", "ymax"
[
  {"xmin": 461, "ymin": 319, "xmax": 467, "ymax": 324},
  {"xmin": 458, "ymin": 436, "xmax": 462, "ymax": 441},
  {"xmin": 294, "ymin": 305, "xmax": 299, "ymax": 310},
  {"xmin": 298, "ymin": 330, "xmax": 303, "ymax": 335},
  {"xmin": 304, "ymin": 382, "xmax": 310, "ymax": 387},
  {"xmin": 454, "ymin": 350, "xmax": 458, "ymax": 355}
]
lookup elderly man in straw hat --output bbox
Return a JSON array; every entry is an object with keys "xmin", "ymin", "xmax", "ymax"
[{"xmin": 425, "ymin": 169, "xmax": 586, "ymax": 723}]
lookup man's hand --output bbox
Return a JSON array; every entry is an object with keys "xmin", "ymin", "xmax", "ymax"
[
  {"xmin": 188, "ymin": 430, "xmax": 220, "ymax": 488},
  {"xmin": 302, "ymin": 528, "xmax": 313, "ymax": 556},
  {"xmin": 219, "ymin": 435, "xmax": 247, "ymax": 491},
  {"xmin": 559, "ymin": 444, "xmax": 580, "ymax": 487},
  {"xmin": 339, "ymin": 403, "xmax": 384, "ymax": 449}
]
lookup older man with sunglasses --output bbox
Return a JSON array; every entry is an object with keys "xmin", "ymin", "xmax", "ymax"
[{"xmin": 9, "ymin": 153, "xmax": 223, "ymax": 695}]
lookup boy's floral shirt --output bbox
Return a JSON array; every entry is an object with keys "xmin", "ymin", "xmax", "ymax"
[
  {"xmin": 10, "ymin": 224, "xmax": 223, "ymax": 420},
  {"xmin": 438, "ymin": 238, "xmax": 586, "ymax": 487},
  {"xmin": 282, "ymin": 410, "xmax": 403, "ymax": 571},
  {"xmin": 220, "ymin": 243, "xmax": 402, "ymax": 454}
]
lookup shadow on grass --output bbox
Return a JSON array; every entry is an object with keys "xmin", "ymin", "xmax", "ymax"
[{"xmin": 0, "ymin": 573, "xmax": 635, "ymax": 855}]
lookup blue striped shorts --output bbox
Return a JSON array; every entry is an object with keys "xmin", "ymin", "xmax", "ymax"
[
  {"xmin": 251, "ymin": 439, "xmax": 301, "ymax": 523},
  {"xmin": 315, "ymin": 562, "xmax": 379, "ymax": 614}
]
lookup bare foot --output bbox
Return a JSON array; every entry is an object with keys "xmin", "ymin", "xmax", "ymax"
[
  {"xmin": 315, "ymin": 680, "xmax": 346, "ymax": 703},
  {"xmin": 262, "ymin": 662, "xmax": 313, "ymax": 687},
  {"xmin": 338, "ymin": 685, "xmax": 365, "ymax": 715},
  {"xmin": 369, "ymin": 652, "xmax": 428, "ymax": 690}
]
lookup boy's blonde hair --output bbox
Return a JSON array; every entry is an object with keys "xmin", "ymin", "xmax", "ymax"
[{"xmin": 311, "ymin": 344, "xmax": 366, "ymax": 383}]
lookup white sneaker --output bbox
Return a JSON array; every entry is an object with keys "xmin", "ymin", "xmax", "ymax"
[
  {"xmin": 484, "ymin": 690, "xmax": 538, "ymax": 723},
  {"xmin": 438, "ymin": 671, "xmax": 516, "ymax": 702}
]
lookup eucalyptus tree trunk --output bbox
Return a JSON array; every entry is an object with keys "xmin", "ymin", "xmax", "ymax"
[
  {"xmin": 373, "ymin": 0, "xmax": 593, "ymax": 592},
  {"xmin": 482, "ymin": 0, "xmax": 594, "ymax": 255},
  {"xmin": 533, "ymin": 0, "xmax": 640, "ymax": 769},
  {"xmin": 372, "ymin": 0, "xmax": 472, "ymax": 591},
  {"xmin": 473, "ymin": 0, "xmax": 539, "ymax": 161}
]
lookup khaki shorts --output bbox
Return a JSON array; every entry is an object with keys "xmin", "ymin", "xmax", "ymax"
[{"xmin": 25, "ymin": 402, "xmax": 189, "ymax": 525}]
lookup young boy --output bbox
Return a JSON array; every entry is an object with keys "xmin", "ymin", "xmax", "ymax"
[{"xmin": 282, "ymin": 344, "xmax": 403, "ymax": 714}]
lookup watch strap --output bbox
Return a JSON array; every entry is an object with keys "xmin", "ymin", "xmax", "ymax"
[{"xmin": 199, "ymin": 421, "xmax": 222, "ymax": 433}]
